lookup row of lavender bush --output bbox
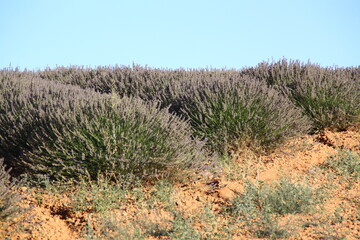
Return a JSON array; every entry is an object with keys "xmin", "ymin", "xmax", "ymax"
[
  {"xmin": 0, "ymin": 59, "xmax": 359, "ymax": 182},
  {"xmin": 12, "ymin": 59, "xmax": 359, "ymax": 131}
]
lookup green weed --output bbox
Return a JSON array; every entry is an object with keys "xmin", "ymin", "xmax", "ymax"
[
  {"xmin": 70, "ymin": 174, "xmax": 128, "ymax": 213},
  {"xmin": 225, "ymin": 178, "xmax": 323, "ymax": 238},
  {"xmin": 323, "ymin": 150, "xmax": 360, "ymax": 181}
]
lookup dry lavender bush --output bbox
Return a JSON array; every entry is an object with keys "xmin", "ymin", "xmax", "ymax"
[
  {"xmin": 242, "ymin": 59, "xmax": 360, "ymax": 131},
  {"xmin": 0, "ymin": 74, "xmax": 210, "ymax": 182},
  {"xmin": 287, "ymin": 71, "xmax": 360, "ymax": 131},
  {"xmin": 176, "ymin": 76, "xmax": 311, "ymax": 153}
]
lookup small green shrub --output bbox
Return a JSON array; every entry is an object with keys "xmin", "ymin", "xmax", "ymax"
[
  {"xmin": 179, "ymin": 76, "xmax": 310, "ymax": 153},
  {"xmin": 225, "ymin": 178, "xmax": 322, "ymax": 238},
  {"xmin": 169, "ymin": 211, "xmax": 200, "ymax": 240},
  {"xmin": 151, "ymin": 179, "xmax": 174, "ymax": 208},
  {"xmin": 227, "ymin": 178, "xmax": 320, "ymax": 217},
  {"xmin": 323, "ymin": 150, "xmax": 360, "ymax": 181},
  {"xmin": 70, "ymin": 174, "xmax": 128, "ymax": 213}
]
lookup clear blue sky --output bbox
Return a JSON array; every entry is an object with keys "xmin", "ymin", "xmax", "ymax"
[{"xmin": 1, "ymin": 0, "xmax": 359, "ymax": 70}]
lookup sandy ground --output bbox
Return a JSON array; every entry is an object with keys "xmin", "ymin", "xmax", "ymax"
[{"xmin": 2, "ymin": 129, "xmax": 359, "ymax": 239}]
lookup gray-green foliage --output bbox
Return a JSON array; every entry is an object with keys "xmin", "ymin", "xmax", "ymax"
[
  {"xmin": 0, "ymin": 75, "xmax": 210, "ymax": 182},
  {"xmin": 286, "ymin": 73, "xmax": 360, "ymax": 131},
  {"xmin": 151, "ymin": 179, "xmax": 174, "ymax": 207},
  {"xmin": 0, "ymin": 74, "xmax": 74, "ymax": 174},
  {"xmin": 1, "ymin": 61, "xmax": 359, "ymax": 181},
  {"xmin": 33, "ymin": 95, "xmax": 210, "ymax": 181},
  {"xmin": 2, "ymin": 59, "xmax": 359, "ymax": 134},
  {"xmin": 70, "ymin": 175, "xmax": 128, "ymax": 213},
  {"xmin": 228, "ymin": 178, "xmax": 319, "ymax": 216},
  {"xmin": 323, "ymin": 150, "xmax": 360, "ymax": 180},
  {"xmin": 0, "ymin": 159, "xmax": 23, "ymax": 225},
  {"xmin": 225, "ymin": 178, "xmax": 322, "ymax": 238},
  {"xmin": 82, "ymin": 214, "xmax": 146, "ymax": 240},
  {"xmin": 82, "ymin": 210, "xmax": 200, "ymax": 240},
  {"xmin": 243, "ymin": 59, "xmax": 360, "ymax": 131},
  {"xmin": 79, "ymin": 178, "xmax": 200, "ymax": 240},
  {"xmin": 169, "ymin": 211, "xmax": 200, "ymax": 240},
  {"xmin": 179, "ymin": 76, "xmax": 311, "ymax": 153}
]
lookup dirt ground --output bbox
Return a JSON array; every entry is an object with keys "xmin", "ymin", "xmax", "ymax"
[{"xmin": 2, "ymin": 129, "xmax": 359, "ymax": 239}]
